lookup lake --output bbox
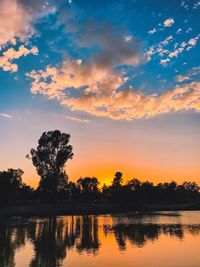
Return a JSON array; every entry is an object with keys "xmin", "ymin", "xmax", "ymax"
[{"xmin": 1, "ymin": 211, "xmax": 200, "ymax": 267}]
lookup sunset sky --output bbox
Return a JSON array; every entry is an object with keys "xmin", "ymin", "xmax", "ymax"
[{"xmin": 0, "ymin": 0, "xmax": 200, "ymax": 188}]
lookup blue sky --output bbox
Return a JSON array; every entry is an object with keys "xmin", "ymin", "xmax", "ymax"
[{"xmin": 0, "ymin": 0, "xmax": 200, "ymax": 186}]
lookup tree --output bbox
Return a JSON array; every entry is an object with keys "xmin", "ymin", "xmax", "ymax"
[
  {"xmin": 127, "ymin": 178, "xmax": 141, "ymax": 191},
  {"xmin": 77, "ymin": 177, "xmax": 99, "ymax": 202},
  {"xmin": 0, "ymin": 169, "xmax": 24, "ymax": 202},
  {"xmin": 66, "ymin": 181, "xmax": 80, "ymax": 202},
  {"xmin": 28, "ymin": 130, "xmax": 73, "ymax": 194},
  {"xmin": 112, "ymin": 172, "xmax": 123, "ymax": 188}
]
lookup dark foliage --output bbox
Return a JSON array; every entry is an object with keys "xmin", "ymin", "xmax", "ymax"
[
  {"xmin": 77, "ymin": 177, "xmax": 100, "ymax": 202},
  {"xmin": 0, "ymin": 169, "xmax": 33, "ymax": 203},
  {"xmin": 0, "ymin": 168, "xmax": 199, "ymax": 205},
  {"xmin": 28, "ymin": 130, "xmax": 73, "ymax": 194}
]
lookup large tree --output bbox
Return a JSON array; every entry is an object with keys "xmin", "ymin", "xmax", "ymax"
[{"xmin": 29, "ymin": 130, "xmax": 73, "ymax": 193}]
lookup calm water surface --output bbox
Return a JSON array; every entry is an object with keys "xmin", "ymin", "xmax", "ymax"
[{"xmin": 1, "ymin": 211, "xmax": 200, "ymax": 267}]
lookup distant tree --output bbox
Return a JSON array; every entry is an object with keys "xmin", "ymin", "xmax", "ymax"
[
  {"xmin": 181, "ymin": 181, "xmax": 200, "ymax": 200},
  {"xmin": 0, "ymin": 169, "xmax": 24, "ymax": 202},
  {"xmin": 127, "ymin": 178, "xmax": 141, "ymax": 191},
  {"xmin": 77, "ymin": 177, "xmax": 99, "ymax": 202},
  {"xmin": 182, "ymin": 181, "xmax": 200, "ymax": 193},
  {"xmin": 140, "ymin": 181, "xmax": 155, "ymax": 202},
  {"xmin": 109, "ymin": 172, "xmax": 123, "ymax": 203},
  {"xmin": 112, "ymin": 172, "xmax": 123, "ymax": 188},
  {"xmin": 66, "ymin": 181, "xmax": 80, "ymax": 202},
  {"xmin": 28, "ymin": 130, "xmax": 73, "ymax": 194}
]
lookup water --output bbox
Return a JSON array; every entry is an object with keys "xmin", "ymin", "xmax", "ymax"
[{"xmin": 1, "ymin": 211, "xmax": 200, "ymax": 267}]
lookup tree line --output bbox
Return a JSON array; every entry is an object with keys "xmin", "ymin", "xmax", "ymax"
[{"xmin": 0, "ymin": 130, "xmax": 199, "ymax": 204}]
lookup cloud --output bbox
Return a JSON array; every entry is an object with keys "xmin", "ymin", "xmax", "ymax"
[
  {"xmin": 0, "ymin": 0, "xmax": 56, "ymax": 48},
  {"xmin": 27, "ymin": 23, "xmax": 141, "ymax": 107},
  {"xmin": 27, "ymin": 58, "xmax": 125, "ymax": 98},
  {"xmin": 180, "ymin": 1, "xmax": 189, "ymax": 10},
  {"xmin": 176, "ymin": 28, "xmax": 182, "ymax": 34},
  {"xmin": 148, "ymin": 18, "xmax": 175, "ymax": 36},
  {"xmin": 65, "ymin": 115, "xmax": 90, "ymax": 123},
  {"xmin": 27, "ymin": 23, "xmax": 141, "ymax": 97},
  {"xmin": 0, "ymin": 113, "xmax": 12, "ymax": 119},
  {"xmin": 193, "ymin": 1, "xmax": 200, "ymax": 9},
  {"xmin": 27, "ymin": 57, "xmax": 200, "ymax": 120},
  {"xmin": 176, "ymin": 75, "xmax": 190, "ymax": 82},
  {"xmin": 144, "ymin": 35, "xmax": 173, "ymax": 62},
  {"xmin": 0, "ymin": 0, "xmax": 33, "ymax": 48},
  {"xmin": 176, "ymin": 66, "xmax": 200, "ymax": 83},
  {"xmin": 0, "ymin": 0, "xmax": 56, "ymax": 72},
  {"xmin": 78, "ymin": 24, "xmax": 140, "ymax": 69},
  {"xmin": 163, "ymin": 18, "xmax": 174, "ymax": 27},
  {"xmin": 144, "ymin": 46, "xmax": 155, "ymax": 62},
  {"xmin": 160, "ymin": 35, "xmax": 199, "ymax": 63},
  {"xmin": 148, "ymin": 28, "xmax": 157, "ymax": 35},
  {"xmin": 160, "ymin": 58, "xmax": 170, "ymax": 65},
  {"xmin": 124, "ymin": 35, "xmax": 133, "ymax": 42},
  {"xmin": 24, "ymin": 6, "xmax": 200, "ymax": 121},
  {"xmin": 0, "ymin": 45, "xmax": 38, "ymax": 72},
  {"xmin": 187, "ymin": 35, "xmax": 200, "ymax": 50},
  {"xmin": 147, "ymin": 34, "xmax": 199, "ymax": 65}
]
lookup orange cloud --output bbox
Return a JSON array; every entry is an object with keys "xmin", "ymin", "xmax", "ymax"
[
  {"xmin": 0, "ymin": 0, "xmax": 56, "ymax": 48},
  {"xmin": 27, "ymin": 55, "xmax": 200, "ymax": 120},
  {"xmin": 0, "ymin": 0, "xmax": 56, "ymax": 72},
  {"xmin": 0, "ymin": 45, "xmax": 38, "ymax": 72},
  {"xmin": 163, "ymin": 18, "xmax": 174, "ymax": 27},
  {"xmin": 0, "ymin": 0, "xmax": 33, "ymax": 47}
]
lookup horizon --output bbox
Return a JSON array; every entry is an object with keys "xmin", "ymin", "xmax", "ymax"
[{"xmin": 0, "ymin": 0, "xmax": 200, "ymax": 188}]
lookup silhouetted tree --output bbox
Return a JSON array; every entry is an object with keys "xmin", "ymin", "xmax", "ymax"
[
  {"xmin": 77, "ymin": 177, "xmax": 99, "ymax": 202},
  {"xmin": 0, "ymin": 169, "xmax": 24, "ymax": 203},
  {"xmin": 109, "ymin": 172, "xmax": 124, "ymax": 202},
  {"xmin": 127, "ymin": 178, "xmax": 141, "ymax": 191},
  {"xmin": 66, "ymin": 182, "xmax": 81, "ymax": 202},
  {"xmin": 28, "ymin": 130, "xmax": 73, "ymax": 195},
  {"xmin": 181, "ymin": 181, "xmax": 200, "ymax": 200},
  {"xmin": 112, "ymin": 172, "xmax": 123, "ymax": 188}
]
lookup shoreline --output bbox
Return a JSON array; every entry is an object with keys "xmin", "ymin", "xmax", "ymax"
[{"xmin": 0, "ymin": 202, "xmax": 200, "ymax": 218}]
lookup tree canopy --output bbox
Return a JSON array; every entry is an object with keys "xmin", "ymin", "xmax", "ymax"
[{"xmin": 29, "ymin": 130, "xmax": 73, "ymax": 193}]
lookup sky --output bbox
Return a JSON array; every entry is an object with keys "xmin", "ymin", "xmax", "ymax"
[{"xmin": 0, "ymin": 0, "xmax": 200, "ymax": 187}]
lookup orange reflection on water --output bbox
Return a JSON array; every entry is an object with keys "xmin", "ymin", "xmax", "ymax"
[{"xmin": 5, "ymin": 211, "xmax": 199, "ymax": 267}]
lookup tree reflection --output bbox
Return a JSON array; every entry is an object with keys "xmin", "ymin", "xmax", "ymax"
[
  {"xmin": 0, "ymin": 215, "xmax": 200, "ymax": 266},
  {"xmin": 0, "ymin": 222, "xmax": 26, "ymax": 267},
  {"xmin": 29, "ymin": 215, "xmax": 100, "ymax": 266},
  {"xmin": 29, "ymin": 217, "xmax": 68, "ymax": 267},
  {"xmin": 104, "ymin": 223, "xmax": 160, "ymax": 249},
  {"xmin": 76, "ymin": 216, "xmax": 100, "ymax": 253},
  {"xmin": 104, "ymin": 222, "xmax": 188, "ymax": 249}
]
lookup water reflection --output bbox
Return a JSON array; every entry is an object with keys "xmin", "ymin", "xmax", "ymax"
[
  {"xmin": 0, "ymin": 212, "xmax": 200, "ymax": 267},
  {"xmin": 76, "ymin": 216, "xmax": 100, "ymax": 253},
  {"xmin": 0, "ymin": 222, "xmax": 26, "ymax": 267},
  {"xmin": 104, "ymin": 223, "xmax": 186, "ymax": 249},
  {"xmin": 29, "ymin": 217, "xmax": 68, "ymax": 267},
  {"xmin": 28, "ymin": 216, "xmax": 100, "ymax": 266}
]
